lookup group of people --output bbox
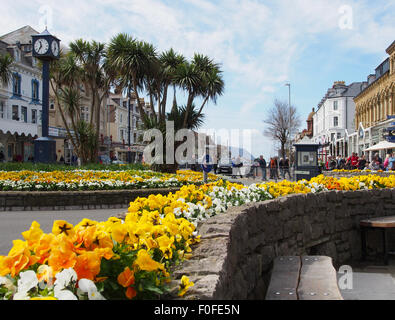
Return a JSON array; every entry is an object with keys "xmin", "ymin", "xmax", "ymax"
[
  {"xmin": 253, "ymin": 156, "xmax": 292, "ymax": 182},
  {"xmin": 325, "ymin": 152, "xmax": 395, "ymax": 171}
]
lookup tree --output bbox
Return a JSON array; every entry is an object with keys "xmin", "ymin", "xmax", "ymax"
[
  {"xmin": 108, "ymin": 33, "xmax": 224, "ymax": 171},
  {"xmin": 159, "ymin": 49, "xmax": 186, "ymax": 117},
  {"xmin": 0, "ymin": 53, "xmax": 13, "ymax": 86},
  {"xmin": 69, "ymin": 39, "xmax": 114, "ymax": 160},
  {"xmin": 263, "ymin": 99, "xmax": 301, "ymax": 159},
  {"xmin": 49, "ymin": 50, "xmax": 99, "ymax": 164}
]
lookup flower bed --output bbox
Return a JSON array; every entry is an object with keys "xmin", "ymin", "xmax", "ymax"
[
  {"xmin": 1, "ymin": 174, "xmax": 394, "ymax": 300},
  {"xmin": 0, "ymin": 170, "xmax": 218, "ymax": 191},
  {"xmin": 332, "ymin": 169, "xmax": 394, "ymax": 173}
]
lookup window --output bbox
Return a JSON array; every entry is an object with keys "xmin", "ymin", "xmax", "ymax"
[
  {"xmin": 32, "ymin": 109, "xmax": 37, "ymax": 124},
  {"xmin": 337, "ymin": 132, "xmax": 341, "ymax": 140},
  {"xmin": 0, "ymin": 101, "xmax": 4, "ymax": 119},
  {"xmin": 50, "ymin": 102, "xmax": 55, "ymax": 110},
  {"xmin": 12, "ymin": 73, "xmax": 21, "ymax": 96},
  {"xmin": 12, "ymin": 105, "xmax": 19, "ymax": 120},
  {"xmin": 14, "ymin": 50, "xmax": 20, "ymax": 62},
  {"xmin": 21, "ymin": 107, "xmax": 27, "ymax": 123},
  {"xmin": 32, "ymin": 80, "xmax": 39, "ymax": 102},
  {"xmin": 80, "ymin": 106, "xmax": 89, "ymax": 122},
  {"xmin": 298, "ymin": 151, "xmax": 317, "ymax": 167},
  {"xmin": 120, "ymin": 113, "xmax": 123, "ymax": 123},
  {"xmin": 333, "ymin": 116, "xmax": 339, "ymax": 127},
  {"xmin": 333, "ymin": 101, "xmax": 338, "ymax": 111}
]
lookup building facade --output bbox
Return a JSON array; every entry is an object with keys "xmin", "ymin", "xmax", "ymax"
[
  {"xmin": 105, "ymin": 92, "xmax": 155, "ymax": 163},
  {"xmin": 0, "ymin": 26, "xmax": 42, "ymax": 162},
  {"xmin": 312, "ymin": 81, "xmax": 365, "ymax": 160},
  {"xmin": 351, "ymin": 41, "xmax": 395, "ymax": 158},
  {"xmin": 48, "ymin": 81, "xmax": 108, "ymax": 163}
]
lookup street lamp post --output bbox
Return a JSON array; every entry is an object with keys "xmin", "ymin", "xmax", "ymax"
[{"xmin": 285, "ymin": 83, "xmax": 291, "ymax": 157}]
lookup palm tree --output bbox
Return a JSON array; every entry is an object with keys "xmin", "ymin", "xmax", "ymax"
[
  {"xmin": 174, "ymin": 53, "xmax": 224, "ymax": 128},
  {"xmin": 0, "ymin": 53, "xmax": 13, "ymax": 87},
  {"xmin": 159, "ymin": 49, "xmax": 186, "ymax": 116},
  {"xmin": 167, "ymin": 104, "xmax": 205, "ymax": 131},
  {"xmin": 107, "ymin": 33, "xmax": 152, "ymax": 126},
  {"xmin": 196, "ymin": 66, "xmax": 224, "ymax": 118},
  {"xmin": 69, "ymin": 39, "xmax": 112, "ymax": 161}
]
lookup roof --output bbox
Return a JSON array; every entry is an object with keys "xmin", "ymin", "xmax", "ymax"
[
  {"xmin": 293, "ymin": 136, "xmax": 319, "ymax": 146},
  {"xmin": 386, "ymin": 40, "xmax": 395, "ymax": 55},
  {"xmin": 316, "ymin": 82, "xmax": 365, "ymax": 110},
  {"xmin": 0, "ymin": 25, "xmax": 39, "ymax": 45}
]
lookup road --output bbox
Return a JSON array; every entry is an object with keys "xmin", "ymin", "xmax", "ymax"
[{"xmin": 0, "ymin": 207, "xmax": 128, "ymax": 255}]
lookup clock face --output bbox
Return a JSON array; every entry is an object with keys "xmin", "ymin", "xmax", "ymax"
[
  {"xmin": 51, "ymin": 41, "xmax": 59, "ymax": 57},
  {"xmin": 34, "ymin": 39, "xmax": 49, "ymax": 55}
]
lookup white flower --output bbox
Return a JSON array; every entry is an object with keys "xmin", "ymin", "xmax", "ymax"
[
  {"xmin": 17, "ymin": 270, "xmax": 38, "ymax": 294},
  {"xmin": 78, "ymin": 279, "xmax": 106, "ymax": 300},
  {"xmin": 13, "ymin": 291, "xmax": 30, "ymax": 300},
  {"xmin": 0, "ymin": 276, "xmax": 16, "ymax": 294},
  {"xmin": 54, "ymin": 268, "xmax": 77, "ymax": 295},
  {"xmin": 55, "ymin": 289, "xmax": 78, "ymax": 300}
]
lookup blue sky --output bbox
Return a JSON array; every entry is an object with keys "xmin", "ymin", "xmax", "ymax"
[{"xmin": 1, "ymin": 0, "xmax": 394, "ymax": 159}]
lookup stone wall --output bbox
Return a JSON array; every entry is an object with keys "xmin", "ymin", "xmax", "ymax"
[
  {"xmin": 0, "ymin": 188, "xmax": 181, "ymax": 211},
  {"xmin": 170, "ymin": 188, "xmax": 395, "ymax": 300}
]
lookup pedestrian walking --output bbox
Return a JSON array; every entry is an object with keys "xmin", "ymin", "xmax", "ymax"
[
  {"xmin": 258, "ymin": 156, "xmax": 267, "ymax": 181},
  {"xmin": 388, "ymin": 152, "xmax": 395, "ymax": 171},
  {"xmin": 270, "ymin": 157, "xmax": 279, "ymax": 182},
  {"xmin": 279, "ymin": 158, "xmax": 285, "ymax": 179},
  {"xmin": 232, "ymin": 156, "xmax": 243, "ymax": 178},
  {"xmin": 283, "ymin": 157, "xmax": 291, "ymax": 180}
]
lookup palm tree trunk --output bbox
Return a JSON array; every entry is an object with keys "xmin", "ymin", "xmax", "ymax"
[
  {"xmin": 50, "ymin": 81, "xmax": 81, "ymax": 160},
  {"xmin": 182, "ymin": 91, "xmax": 194, "ymax": 128},
  {"xmin": 196, "ymin": 95, "xmax": 209, "ymax": 119},
  {"xmin": 172, "ymin": 84, "xmax": 177, "ymax": 112}
]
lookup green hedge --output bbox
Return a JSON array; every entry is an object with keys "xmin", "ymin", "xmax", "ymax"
[{"xmin": 0, "ymin": 162, "xmax": 149, "ymax": 172}]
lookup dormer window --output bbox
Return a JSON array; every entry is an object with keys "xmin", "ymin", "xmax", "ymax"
[{"xmin": 14, "ymin": 49, "xmax": 21, "ymax": 62}]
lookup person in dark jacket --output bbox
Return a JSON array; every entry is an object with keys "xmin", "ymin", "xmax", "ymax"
[
  {"xmin": 283, "ymin": 158, "xmax": 291, "ymax": 180},
  {"xmin": 258, "ymin": 156, "xmax": 267, "ymax": 181}
]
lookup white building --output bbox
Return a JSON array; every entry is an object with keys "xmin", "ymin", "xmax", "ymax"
[
  {"xmin": 312, "ymin": 81, "xmax": 366, "ymax": 159},
  {"xmin": 0, "ymin": 26, "xmax": 42, "ymax": 162},
  {"xmin": 106, "ymin": 92, "xmax": 154, "ymax": 162}
]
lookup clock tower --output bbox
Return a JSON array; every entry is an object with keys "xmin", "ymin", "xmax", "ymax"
[{"xmin": 31, "ymin": 29, "xmax": 60, "ymax": 163}]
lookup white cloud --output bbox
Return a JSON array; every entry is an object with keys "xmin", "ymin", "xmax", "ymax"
[{"xmin": 1, "ymin": 0, "xmax": 393, "ymax": 158}]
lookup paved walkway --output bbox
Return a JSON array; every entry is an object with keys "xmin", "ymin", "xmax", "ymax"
[
  {"xmin": 0, "ymin": 208, "xmax": 127, "ymax": 255},
  {"xmin": 338, "ymin": 260, "xmax": 395, "ymax": 300}
]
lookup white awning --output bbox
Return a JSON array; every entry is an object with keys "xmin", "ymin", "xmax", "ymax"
[{"xmin": 364, "ymin": 140, "xmax": 395, "ymax": 152}]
